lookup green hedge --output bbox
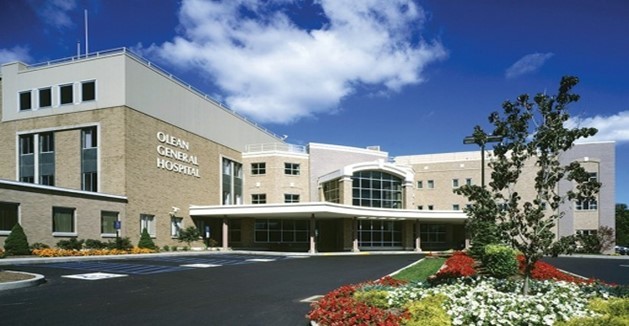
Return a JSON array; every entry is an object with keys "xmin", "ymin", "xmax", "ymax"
[
  {"xmin": 481, "ymin": 244, "xmax": 518, "ymax": 278},
  {"xmin": 403, "ymin": 294, "xmax": 451, "ymax": 326}
]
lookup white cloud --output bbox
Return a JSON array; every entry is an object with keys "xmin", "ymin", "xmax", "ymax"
[
  {"xmin": 0, "ymin": 46, "xmax": 32, "ymax": 65},
  {"xmin": 505, "ymin": 52, "xmax": 554, "ymax": 79},
  {"xmin": 568, "ymin": 111, "xmax": 629, "ymax": 144},
  {"xmin": 32, "ymin": 0, "xmax": 77, "ymax": 29},
  {"xmin": 144, "ymin": 0, "xmax": 447, "ymax": 124}
]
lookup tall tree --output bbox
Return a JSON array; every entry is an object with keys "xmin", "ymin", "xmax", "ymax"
[
  {"xmin": 456, "ymin": 76, "xmax": 599, "ymax": 294},
  {"xmin": 617, "ymin": 204, "xmax": 629, "ymax": 246}
]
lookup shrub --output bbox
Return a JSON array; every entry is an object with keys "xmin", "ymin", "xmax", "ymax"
[
  {"xmin": 57, "ymin": 238, "xmax": 84, "ymax": 250},
  {"xmin": 578, "ymin": 226, "xmax": 616, "ymax": 254},
  {"xmin": 481, "ymin": 244, "xmax": 518, "ymax": 278},
  {"xmin": 403, "ymin": 294, "xmax": 451, "ymax": 326},
  {"xmin": 556, "ymin": 297, "xmax": 629, "ymax": 325},
  {"xmin": 353, "ymin": 290, "xmax": 389, "ymax": 309},
  {"xmin": 108, "ymin": 237, "xmax": 132, "ymax": 251},
  {"xmin": 4, "ymin": 223, "xmax": 31, "ymax": 255},
  {"xmin": 162, "ymin": 245, "xmax": 170, "ymax": 252},
  {"xmin": 177, "ymin": 226, "xmax": 200, "ymax": 247},
  {"xmin": 137, "ymin": 228, "xmax": 156, "ymax": 250},
  {"xmin": 84, "ymin": 239, "xmax": 108, "ymax": 249},
  {"xmin": 30, "ymin": 242, "xmax": 50, "ymax": 250},
  {"xmin": 549, "ymin": 235, "xmax": 578, "ymax": 257}
]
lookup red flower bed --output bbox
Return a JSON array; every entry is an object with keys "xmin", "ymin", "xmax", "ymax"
[
  {"xmin": 429, "ymin": 251, "xmax": 476, "ymax": 284},
  {"xmin": 517, "ymin": 255, "xmax": 593, "ymax": 284},
  {"xmin": 307, "ymin": 277, "xmax": 407, "ymax": 326}
]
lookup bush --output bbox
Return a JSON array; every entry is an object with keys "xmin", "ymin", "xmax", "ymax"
[
  {"xmin": 56, "ymin": 238, "xmax": 84, "ymax": 250},
  {"xmin": 556, "ymin": 297, "xmax": 629, "ymax": 326},
  {"xmin": 549, "ymin": 235, "xmax": 578, "ymax": 257},
  {"xmin": 108, "ymin": 237, "xmax": 132, "ymax": 251},
  {"xmin": 30, "ymin": 242, "xmax": 50, "ymax": 250},
  {"xmin": 481, "ymin": 244, "xmax": 518, "ymax": 278},
  {"xmin": 353, "ymin": 290, "xmax": 389, "ymax": 309},
  {"xmin": 84, "ymin": 239, "xmax": 108, "ymax": 249},
  {"xmin": 578, "ymin": 226, "xmax": 616, "ymax": 254},
  {"xmin": 177, "ymin": 226, "xmax": 201, "ymax": 247},
  {"xmin": 403, "ymin": 294, "xmax": 452, "ymax": 326},
  {"xmin": 138, "ymin": 228, "xmax": 156, "ymax": 250},
  {"xmin": 4, "ymin": 223, "xmax": 31, "ymax": 255},
  {"xmin": 162, "ymin": 245, "xmax": 170, "ymax": 252}
]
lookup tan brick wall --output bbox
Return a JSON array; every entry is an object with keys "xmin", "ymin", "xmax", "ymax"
[{"xmin": 243, "ymin": 154, "xmax": 310, "ymax": 204}]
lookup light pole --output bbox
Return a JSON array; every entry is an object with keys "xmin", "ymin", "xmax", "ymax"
[{"xmin": 463, "ymin": 134, "xmax": 503, "ymax": 188}]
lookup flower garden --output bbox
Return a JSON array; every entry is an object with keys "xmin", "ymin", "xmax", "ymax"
[{"xmin": 307, "ymin": 251, "xmax": 629, "ymax": 325}]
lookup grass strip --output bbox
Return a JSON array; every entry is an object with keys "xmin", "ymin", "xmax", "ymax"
[{"xmin": 392, "ymin": 257, "xmax": 446, "ymax": 282}]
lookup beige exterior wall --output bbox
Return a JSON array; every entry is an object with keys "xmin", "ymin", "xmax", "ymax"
[{"xmin": 242, "ymin": 152, "xmax": 310, "ymax": 204}]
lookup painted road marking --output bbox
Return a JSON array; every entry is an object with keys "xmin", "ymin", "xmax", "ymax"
[
  {"xmin": 35, "ymin": 261, "xmax": 193, "ymax": 275},
  {"xmin": 62, "ymin": 272, "xmax": 127, "ymax": 281},
  {"xmin": 180, "ymin": 264, "xmax": 221, "ymax": 268}
]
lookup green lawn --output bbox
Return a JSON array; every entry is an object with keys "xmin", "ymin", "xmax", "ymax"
[{"xmin": 392, "ymin": 256, "xmax": 446, "ymax": 282}]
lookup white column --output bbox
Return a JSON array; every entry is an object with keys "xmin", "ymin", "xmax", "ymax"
[
  {"xmin": 309, "ymin": 214, "xmax": 316, "ymax": 254},
  {"xmin": 414, "ymin": 220, "xmax": 422, "ymax": 252},
  {"xmin": 222, "ymin": 217, "xmax": 229, "ymax": 250},
  {"xmin": 352, "ymin": 217, "xmax": 360, "ymax": 252}
]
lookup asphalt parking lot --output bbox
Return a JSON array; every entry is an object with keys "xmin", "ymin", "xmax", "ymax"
[{"xmin": 0, "ymin": 252, "xmax": 424, "ymax": 325}]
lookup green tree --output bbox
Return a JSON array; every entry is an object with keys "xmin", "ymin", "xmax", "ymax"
[
  {"xmin": 4, "ymin": 223, "xmax": 31, "ymax": 256},
  {"xmin": 138, "ymin": 228, "xmax": 157, "ymax": 250},
  {"xmin": 617, "ymin": 204, "xmax": 629, "ymax": 246},
  {"xmin": 456, "ymin": 76, "xmax": 599, "ymax": 295},
  {"xmin": 177, "ymin": 226, "xmax": 201, "ymax": 248}
]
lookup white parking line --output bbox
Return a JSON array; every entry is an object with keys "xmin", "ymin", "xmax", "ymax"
[
  {"xmin": 180, "ymin": 264, "xmax": 221, "ymax": 268},
  {"xmin": 62, "ymin": 272, "xmax": 127, "ymax": 280}
]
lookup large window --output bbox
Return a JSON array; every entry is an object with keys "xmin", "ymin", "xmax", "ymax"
[
  {"xmin": 19, "ymin": 134, "xmax": 35, "ymax": 183},
  {"xmin": 222, "ymin": 158, "xmax": 243, "ymax": 205},
  {"xmin": 358, "ymin": 220, "xmax": 402, "ymax": 247},
  {"xmin": 82, "ymin": 80, "xmax": 96, "ymax": 101},
  {"xmin": 170, "ymin": 217, "xmax": 183, "ymax": 237},
  {"xmin": 230, "ymin": 219, "xmax": 242, "ymax": 242},
  {"xmin": 19, "ymin": 91, "xmax": 32, "ymax": 111},
  {"xmin": 251, "ymin": 162, "xmax": 266, "ymax": 175},
  {"xmin": 322, "ymin": 179, "xmax": 340, "ymax": 203},
  {"xmin": 420, "ymin": 224, "xmax": 446, "ymax": 244},
  {"xmin": 101, "ymin": 211, "xmax": 118, "ymax": 236},
  {"xmin": 352, "ymin": 170, "xmax": 402, "ymax": 209},
  {"xmin": 0, "ymin": 202, "xmax": 19, "ymax": 234},
  {"xmin": 53, "ymin": 207, "xmax": 75, "ymax": 234},
  {"xmin": 254, "ymin": 219, "xmax": 308, "ymax": 243},
  {"xmin": 140, "ymin": 214, "xmax": 156, "ymax": 237},
  {"xmin": 60, "ymin": 84, "xmax": 73, "ymax": 105},
  {"xmin": 284, "ymin": 163, "xmax": 300, "ymax": 175},
  {"xmin": 576, "ymin": 199, "xmax": 598, "ymax": 211},
  {"xmin": 39, "ymin": 133, "xmax": 55, "ymax": 186},
  {"xmin": 81, "ymin": 127, "xmax": 98, "ymax": 192}
]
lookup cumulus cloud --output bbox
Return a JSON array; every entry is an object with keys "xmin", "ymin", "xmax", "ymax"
[
  {"xmin": 0, "ymin": 46, "xmax": 32, "ymax": 65},
  {"xmin": 30, "ymin": 0, "xmax": 77, "ymax": 29},
  {"xmin": 144, "ymin": 0, "xmax": 447, "ymax": 124},
  {"xmin": 505, "ymin": 52, "xmax": 554, "ymax": 79},
  {"xmin": 567, "ymin": 111, "xmax": 629, "ymax": 144}
]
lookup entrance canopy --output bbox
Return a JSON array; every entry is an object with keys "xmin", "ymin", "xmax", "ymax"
[{"xmin": 190, "ymin": 202, "xmax": 467, "ymax": 223}]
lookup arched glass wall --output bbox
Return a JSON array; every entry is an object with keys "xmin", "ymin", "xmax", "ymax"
[{"xmin": 352, "ymin": 170, "xmax": 402, "ymax": 209}]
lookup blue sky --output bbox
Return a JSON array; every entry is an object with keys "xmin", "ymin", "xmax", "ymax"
[{"xmin": 1, "ymin": 0, "xmax": 628, "ymax": 204}]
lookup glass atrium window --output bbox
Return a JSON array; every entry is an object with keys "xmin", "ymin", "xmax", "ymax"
[{"xmin": 351, "ymin": 170, "xmax": 402, "ymax": 209}]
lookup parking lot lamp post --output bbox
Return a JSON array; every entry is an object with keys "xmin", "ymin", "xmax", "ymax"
[{"xmin": 463, "ymin": 134, "xmax": 503, "ymax": 188}]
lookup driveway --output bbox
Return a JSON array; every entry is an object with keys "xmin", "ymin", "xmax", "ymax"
[
  {"xmin": 0, "ymin": 252, "xmax": 423, "ymax": 325},
  {"xmin": 543, "ymin": 256, "xmax": 629, "ymax": 285}
]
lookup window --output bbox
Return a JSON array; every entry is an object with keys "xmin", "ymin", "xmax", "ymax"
[
  {"xmin": 588, "ymin": 172, "xmax": 598, "ymax": 182},
  {"xmin": 39, "ymin": 133, "xmax": 55, "ymax": 186},
  {"xmin": 284, "ymin": 194, "xmax": 300, "ymax": 203},
  {"xmin": 284, "ymin": 163, "xmax": 300, "ymax": 175},
  {"xmin": 52, "ymin": 207, "xmax": 75, "ymax": 234},
  {"xmin": 358, "ymin": 220, "xmax": 402, "ymax": 247},
  {"xmin": 19, "ymin": 134, "xmax": 35, "ymax": 183},
  {"xmin": 427, "ymin": 180, "xmax": 435, "ymax": 189},
  {"xmin": 81, "ymin": 80, "xmax": 96, "ymax": 101},
  {"xmin": 452, "ymin": 179, "xmax": 459, "ymax": 188},
  {"xmin": 420, "ymin": 224, "xmax": 446, "ymax": 243},
  {"xmin": 101, "ymin": 211, "xmax": 118, "ymax": 235},
  {"xmin": 252, "ymin": 194, "xmax": 267, "ymax": 204},
  {"xmin": 0, "ymin": 202, "xmax": 19, "ymax": 234},
  {"xmin": 229, "ymin": 219, "xmax": 242, "ymax": 242},
  {"xmin": 453, "ymin": 204, "xmax": 460, "ymax": 210},
  {"xmin": 19, "ymin": 91, "xmax": 32, "ymax": 111},
  {"xmin": 417, "ymin": 181, "xmax": 423, "ymax": 189},
  {"xmin": 254, "ymin": 219, "xmax": 308, "ymax": 243},
  {"xmin": 428, "ymin": 205, "xmax": 434, "ymax": 210},
  {"xmin": 39, "ymin": 88, "xmax": 52, "ymax": 108},
  {"xmin": 81, "ymin": 127, "xmax": 98, "ymax": 192},
  {"xmin": 140, "ymin": 214, "xmax": 156, "ymax": 237},
  {"xmin": 577, "ymin": 229, "xmax": 597, "ymax": 236},
  {"xmin": 222, "ymin": 158, "xmax": 243, "ymax": 205},
  {"xmin": 251, "ymin": 162, "xmax": 266, "ymax": 175},
  {"xmin": 576, "ymin": 199, "xmax": 598, "ymax": 211},
  {"xmin": 466, "ymin": 178, "xmax": 472, "ymax": 186},
  {"xmin": 417, "ymin": 205, "xmax": 423, "ymax": 210},
  {"xmin": 322, "ymin": 179, "xmax": 340, "ymax": 203},
  {"xmin": 60, "ymin": 84, "xmax": 73, "ymax": 105},
  {"xmin": 352, "ymin": 170, "xmax": 403, "ymax": 209},
  {"xmin": 170, "ymin": 217, "xmax": 183, "ymax": 237}
]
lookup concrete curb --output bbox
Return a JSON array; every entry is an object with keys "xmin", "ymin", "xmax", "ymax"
[{"xmin": 0, "ymin": 271, "xmax": 45, "ymax": 291}]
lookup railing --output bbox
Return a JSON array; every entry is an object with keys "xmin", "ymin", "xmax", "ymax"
[
  {"xmin": 245, "ymin": 143, "xmax": 307, "ymax": 154},
  {"xmin": 22, "ymin": 48, "xmax": 282, "ymax": 140}
]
